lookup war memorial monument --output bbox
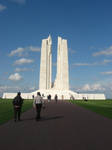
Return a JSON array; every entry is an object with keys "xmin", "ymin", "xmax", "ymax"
[{"xmin": 3, "ymin": 35, "xmax": 105, "ymax": 100}]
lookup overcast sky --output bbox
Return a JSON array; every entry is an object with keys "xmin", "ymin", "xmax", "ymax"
[{"xmin": 0, "ymin": 0, "xmax": 112, "ymax": 98}]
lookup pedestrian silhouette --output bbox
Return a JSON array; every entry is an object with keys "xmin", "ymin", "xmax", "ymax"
[
  {"xmin": 33, "ymin": 92, "xmax": 44, "ymax": 121},
  {"xmin": 12, "ymin": 92, "xmax": 23, "ymax": 122},
  {"xmin": 55, "ymin": 94, "xmax": 58, "ymax": 103}
]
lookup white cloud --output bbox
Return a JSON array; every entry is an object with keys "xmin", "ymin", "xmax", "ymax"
[
  {"xmin": 81, "ymin": 84, "xmax": 91, "ymax": 91},
  {"xmin": 9, "ymin": 47, "xmax": 25, "ymax": 56},
  {"xmin": 91, "ymin": 84, "xmax": 105, "ymax": 91},
  {"xmin": 74, "ymin": 83, "xmax": 112, "ymax": 98},
  {"xmin": 0, "ymin": 4, "xmax": 7, "ymax": 12},
  {"xmin": 103, "ymin": 59, "xmax": 112, "ymax": 63},
  {"xmin": 72, "ymin": 59, "xmax": 112, "ymax": 67},
  {"xmin": 8, "ymin": 73, "xmax": 22, "ymax": 81},
  {"xmin": 0, "ymin": 85, "xmax": 37, "ymax": 96},
  {"xmin": 0, "ymin": 85, "xmax": 21, "ymax": 93},
  {"xmin": 29, "ymin": 46, "xmax": 40, "ymax": 52},
  {"xmin": 15, "ymin": 67, "xmax": 34, "ymax": 72},
  {"xmin": 9, "ymin": 0, "xmax": 26, "ymax": 4},
  {"xmin": 78, "ymin": 83, "xmax": 105, "ymax": 92},
  {"xmin": 93, "ymin": 46, "xmax": 112, "ymax": 56},
  {"xmin": 72, "ymin": 62, "xmax": 98, "ymax": 66},
  {"xmin": 15, "ymin": 67, "xmax": 28, "ymax": 72},
  {"xmin": 14, "ymin": 58, "xmax": 34, "ymax": 65},
  {"xmin": 0, "ymin": 85, "xmax": 36, "ymax": 96},
  {"xmin": 9, "ymin": 46, "xmax": 40, "ymax": 57},
  {"xmin": 101, "ymin": 71, "xmax": 112, "ymax": 75},
  {"xmin": 73, "ymin": 63, "xmax": 92, "ymax": 66}
]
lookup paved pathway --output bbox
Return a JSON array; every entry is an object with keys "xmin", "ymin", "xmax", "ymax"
[{"xmin": 0, "ymin": 101, "xmax": 112, "ymax": 150}]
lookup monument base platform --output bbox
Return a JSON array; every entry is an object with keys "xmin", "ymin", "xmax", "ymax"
[{"xmin": 2, "ymin": 89, "xmax": 106, "ymax": 100}]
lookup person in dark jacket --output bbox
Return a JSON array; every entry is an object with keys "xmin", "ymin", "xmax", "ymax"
[
  {"xmin": 12, "ymin": 92, "xmax": 23, "ymax": 122},
  {"xmin": 48, "ymin": 94, "xmax": 51, "ymax": 102}
]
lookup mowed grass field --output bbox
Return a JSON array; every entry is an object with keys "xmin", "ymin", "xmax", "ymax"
[
  {"xmin": 69, "ymin": 100, "xmax": 112, "ymax": 119},
  {"xmin": 0, "ymin": 99, "xmax": 33, "ymax": 125}
]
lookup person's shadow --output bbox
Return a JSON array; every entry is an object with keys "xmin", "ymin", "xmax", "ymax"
[
  {"xmin": 41, "ymin": 116, "xmax": 64, "ymax": 121},
  {"xmin": 22, "ymin": 115, "xmax": 64, "ymax": 122}
]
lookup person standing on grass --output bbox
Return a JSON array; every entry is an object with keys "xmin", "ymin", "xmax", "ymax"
[
  {"xmin": 33, "ymin": 92, "xmax": 44, "ymax": 121},
  {"xmin": 12, "ymin": 92, "xmax": 23, "ymax": 122}
]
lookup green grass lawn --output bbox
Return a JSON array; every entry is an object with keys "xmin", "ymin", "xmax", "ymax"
[
  {"xmin": 69, "ymin": 100, "xmax": 112, "ymax": 119},
  {"xmin": 0, "ymin": 99, "xmax": 33, "ymax": 125}
]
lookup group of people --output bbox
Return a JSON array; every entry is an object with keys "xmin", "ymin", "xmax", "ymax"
[
  {"xmin": 12, "ymin": 92, "xmax": 58, "ymax": 122},
  {"xmin": 47, "ymin": 94, "xmax": 58, "ymax": 103}
]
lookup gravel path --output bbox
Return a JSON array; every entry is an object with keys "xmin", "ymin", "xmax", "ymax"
[{"xmin": 0, "ymin": 101, "xmax": 112, "ymax": 150}]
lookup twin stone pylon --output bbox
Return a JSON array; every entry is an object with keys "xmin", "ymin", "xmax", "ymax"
[{"xmin": 39, "ymin": 35, "xmax": 69, "ymax": 91}]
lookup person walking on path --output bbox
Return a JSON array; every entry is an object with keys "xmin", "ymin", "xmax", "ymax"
[
  {"xmin": 12, "ymin": 92, "xmax": 23, "ymax": 122},
  {"xmin": 54, "ymin": 94, "xmax": 58, "ymax": 103},
  {"xmin": 47, "ymin": 94, "xmax": 51, "ymax": 102},
  {"xmin": 33, "ymin": 92, "xmax": 44, "ymax": 121}
]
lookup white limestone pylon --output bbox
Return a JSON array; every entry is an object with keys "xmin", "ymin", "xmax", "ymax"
[
  {"xmin": 54, "ymin": 37, "xmax": 69, "ymax": 90},
  {"xmin": 39, "ymin": 35, "xmax": 52, "ymax": 90}
]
